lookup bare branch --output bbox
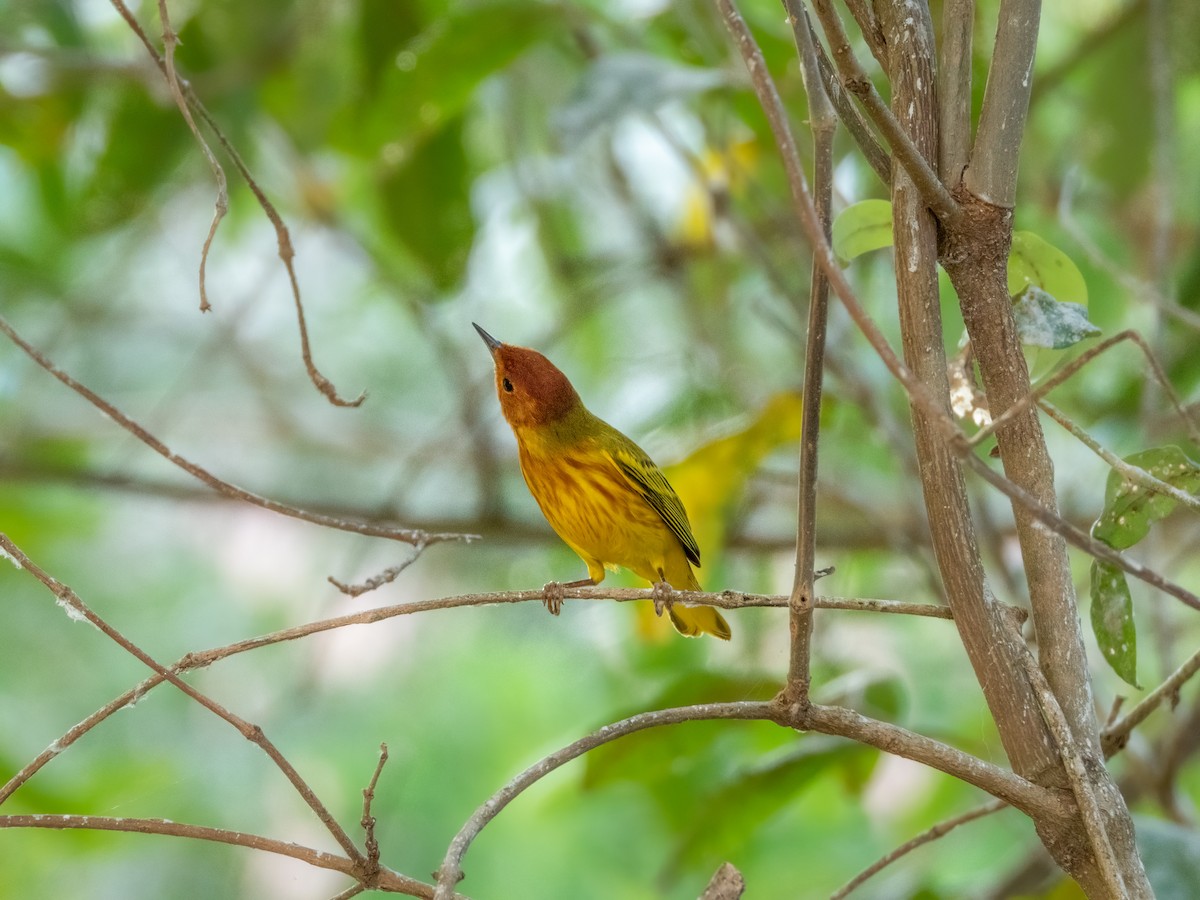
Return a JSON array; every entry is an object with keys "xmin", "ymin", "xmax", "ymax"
[
  {"xmin": 0, "ymin": 815, "xmax": 439, "ymax": 897},
  {"xmin": 841, "ymin": 0, "xmax": 886, "ymax": 67},
  {"xmin": 808, "ymin": 26, "xmax": 891, "ymax": 183},
  {"xmin": 809, "ymin": 0, "xmax": 961, "ymax": 222},
  {"xmin": 962, "ymin": 453, "xmax": 1200, "ymax": 612},
  {"xmin": 938, "ymin": 0, "xmax": 975, "ymax": 182},
  {"xmin": 1103, "ymin": 646, "xmax": 1200, "ymax": 756},
  {"xmin": 0, "ymin": 535, "xmax": 365, "ymax": 866},
  {"xmin": 155, "ymin": 0, "xmax": 227, "ymax": 312},
  {"xmin": 431, "ymin": 699, "xmax": 1067, "ymax": 898},
  {"xmin": 331, "ymin": 545, "xmax": 427, "ymax": 597},
  {"xmin": 108, "ymin": 0, "xmax": 365, "ymax": 407},
  {"xmin": 0, "ymin": 314, "xmax": 471, "ymax": 548},
  {"xmin": 781, "ymin": 0, "xmax": 836, "ymax": 704},
  {"xmin": 1039, "ymin": 401, "xmax": 1200, "ymax": 513},
  {"xmin": 964, "ymin": 0, "xmax": 1041, "ymax": 206},
  {"xmin": 700, "ymin": 862, "xmax": 746, "ymax": 900},
  {"xmin": 1018, "ymin": 646, "xmax": 1135, "ymax": 897},
  {"xmin": 432, "ymin": 702, "xmax": 771, "ymax": 898},
  {"xmin": 969, "ymin": 330, "xmax": 1200, "ymax": 450},
  {"xmin": 711, "ymin": 0, "xmax": 951, "ymax": 435},
  {"xmin": 359, "ymin": 744, "xmax": 389, "ymax": 888},
  {"xmin": 831, "ymin": 800, "xmax": 1008, "ymax": 899}
]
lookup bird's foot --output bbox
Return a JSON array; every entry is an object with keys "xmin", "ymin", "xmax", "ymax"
[
  {"xmin": 541, "ymin": 581, "xmax": 566, "ymax": 616},
  {"xmin": 651, "ymin": 581, "xmax": 677, "ymax": 618}
]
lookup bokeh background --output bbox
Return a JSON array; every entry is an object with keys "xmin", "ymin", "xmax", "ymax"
[{"xmin": 2, "ymin": 0, "xmax": 1199, "ymax": 897}]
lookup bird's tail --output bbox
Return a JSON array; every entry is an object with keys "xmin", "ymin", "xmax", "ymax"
[{"xmin": 668, "ymin": 566, "xmax": 732, "ymax": 641}]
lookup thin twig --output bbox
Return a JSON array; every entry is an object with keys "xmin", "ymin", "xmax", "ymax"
[
  {"xmin": 712, "ymin": 0, "xmax": 952, "ymax": 436},
  {"xmin": 155, "ymin": 0, "xmax": 227, "ymax": 312},
  {"xmin": 1039, "ymin": 400, "xmax": 1200, "ymax": 513},
  {"xmin": 109, "ymin": 0, "xmax": 365, "ymax": 407},
  {"xmin": 0, "ymin": 535, "xmax": 365, "ymax": 867},
  {"xmin": 830, "ymin": 799, "xmax": 1008, "ymax": 898},
  {"xmin": 962, "ymin": 453, "xmax": 1200, "ymax": 611},
  {"xmin": 330, "ymin": 545, "xmax": 427, "ymax": 597},
  {"xmin": 808, "ymin": 0, "xmax": 960, "ymax": 222},
  {"xmin": 360, "ymin": 743, "xmax": 389, "ymax": 886},
  {"xmin": 841, "ymin": 0, "xmax": 886, "ymax": 67},
  {"xmin": 1017, "ymin": 646, "xmax": 1129, "ymax": 898},
  {"xmin": 806, "ymin": 17, "xmax": 891, "ymax": 182},
  {"xmin": 968, "ymin": 330, "xmax": 1200, "ymax": 449},
  {"xmin": 1103, "ymin": 645, "xmax": 1200, "ymax": 756},
  {"xmin": 0, "ymin": 314, "xmax": 470, "ymax": 548},
  {"xmin": 0, "ymin": 815, "xmax": 440, "ymax": 898}
]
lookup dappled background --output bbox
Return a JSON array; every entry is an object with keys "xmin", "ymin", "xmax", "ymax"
[{"xmin": 2, "ymin": 0, "xmax": 1199, "ymax": 897}]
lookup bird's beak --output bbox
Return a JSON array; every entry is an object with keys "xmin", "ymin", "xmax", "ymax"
[{"xmin": 472, "ymin": 322, "xmax": 503, "ymax": 356}]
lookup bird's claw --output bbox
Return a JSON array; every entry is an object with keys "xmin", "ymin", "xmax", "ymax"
[
  {"xmin": 651, "ymin": 581, "xmax": 676, "ymax": 618},
  {"xmin": 541, "ymin": 581, "xmax": 566, "ymax": 616}
]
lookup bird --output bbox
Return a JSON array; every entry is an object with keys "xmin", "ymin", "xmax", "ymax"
[{"xmin": 474, "ymin": 323, "xmax": 731, "ymax": 640}]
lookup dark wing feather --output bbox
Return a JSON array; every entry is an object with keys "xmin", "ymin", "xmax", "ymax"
[{"xmin": 613, "ymin": 446, "xmax": 701, "ymax": 568}]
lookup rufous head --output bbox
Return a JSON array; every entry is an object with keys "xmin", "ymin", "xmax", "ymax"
[{"xmin": 473, "ymin": 323, "xmax": 581, "ymax": 428}]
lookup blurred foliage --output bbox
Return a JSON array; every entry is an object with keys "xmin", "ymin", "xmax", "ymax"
[{"xmin": 1, "ymin": 0, "xmax": 1199, "ymax": 898}]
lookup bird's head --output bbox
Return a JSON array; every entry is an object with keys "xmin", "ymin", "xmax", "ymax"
[{"xmin": 473, "ymin": 323, "xmax": 581, "ymax": 428}]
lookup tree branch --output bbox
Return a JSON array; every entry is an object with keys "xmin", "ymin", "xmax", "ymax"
[
  {"xmin": 0, "ymin": 314, "xmax": 470, "ymax": 548},
  {"xmin": 938, "ymin": 0, "xmax": 974, "ymax": 182},
  {"xmin": 154, "ymin": 0, "xmax": 226, "ymax": 312},
  {"xmin": 830, "ymin": 800, "xmax": 1008, "ymax": 899},
  {"xmin": 0, "ymin": 815, "xmax": 441, "ymax": 898},
  {"xmin": 432, "ymin": 702, "xmax": 772, "ymax": 898},
  {"xmin": 781, "ymin": 0, "xmax": 836, "ymax": 704},
  {"xmin": 964, "ymin": 0, "xmax": 1041, "ymax": 206},
  {"xmin": 0, "ymin": 535, "xmax": 365, "ymax": 867},
  {"xmin": 1018, "ymin": 644, "xmax": 1137, "ymax": 898},
  {"xmin": 1103, "ymin": 645, "xmax": 1200, "ymax": 756},
  {"xmin": 431, "ymin": 699, "xmax": 1069, "ymax": 898},
  {"xmin": 108, "ymin": 0, "xmax": 365, "ymax": 407},
  {"xmin": 809, "ymin": 0, "xmax": 960, "ymax": 222}
]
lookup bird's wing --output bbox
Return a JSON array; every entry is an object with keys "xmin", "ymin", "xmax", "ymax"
[{"xmin": 612, "ymin": 445, "xmax": 701, "ymax": 568}]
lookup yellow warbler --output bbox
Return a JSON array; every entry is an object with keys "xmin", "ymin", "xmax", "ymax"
[{"xmin": 474, "ymin": 324, "xmax": 731, "ymax": 640}]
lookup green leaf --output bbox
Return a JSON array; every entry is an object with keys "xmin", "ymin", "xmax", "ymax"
[
  {"xmin": 1091, "ymin": 446, "xmax": 1200, "ymax": 550},
  {"xmin": 1012, "ymin": 286, "xmax": 1101, "ymax": 349},
  {"xmin": 377, "ymin": 118, "xmax": 473, "ymax": 291},
  {"xmin": 1089, "ymin": 560, "xmax": 1140, "ymax": 688},
  {"xmin": 1137, "ymin": 816, "xmax": 1200, "ymax": 900},
  {"xmin": 665, "ymin": 739, "xmax": 876, "ymax": 879},
  {"xmin": 555, "ymin": 52, "xmax": 726, "ymax": 144},
  {"xmin": 831, "ymin": 199, "xmax": 893, "ymax": 262},
  {"xmin": 347, "ymin": 0, "xmax": 564, "ymax": 155},
  {"xmin": 1007, "ymin": 231, "xmax": 1088, "ymax": 304}
]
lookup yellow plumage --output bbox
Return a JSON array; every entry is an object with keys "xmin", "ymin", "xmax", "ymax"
[{"xmin": 475, "ymin": 324, "xmax": 731, "ymax": 640}]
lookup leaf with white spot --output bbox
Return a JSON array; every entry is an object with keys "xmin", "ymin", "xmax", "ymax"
[
  {"xmin": 1012, "ymin": 286, "xmax": 1101, "ymax": 349},
  {"xmin": 1091, "ymin": 446, "xmax": 1200, "ymax": 550},
  {"xmin": 1089, "ymin": 560, "xmax": 1140, "ymax": 688}
]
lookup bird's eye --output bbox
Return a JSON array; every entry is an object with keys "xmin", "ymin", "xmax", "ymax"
[{"xmin": 502, "ymin": 377, "xmax": 514, "ymax": 393}]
